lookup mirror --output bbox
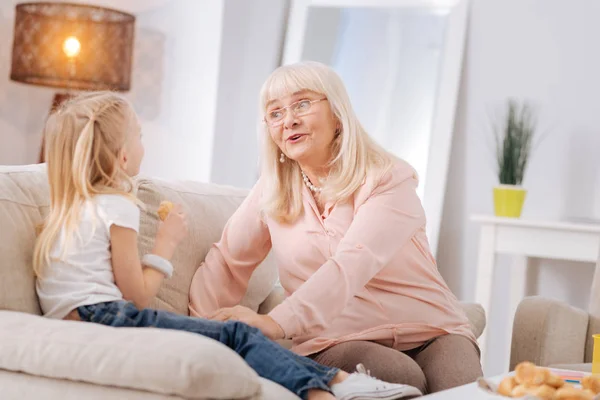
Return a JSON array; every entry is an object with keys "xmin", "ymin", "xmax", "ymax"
[{"xmin": 282, "ymin": 0, "xmax": 469, "ymax": 255}]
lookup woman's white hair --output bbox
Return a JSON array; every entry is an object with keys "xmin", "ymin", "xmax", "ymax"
[{"xmin": 258, "ymin": 61, "xmax": 393, "ymax": 223}]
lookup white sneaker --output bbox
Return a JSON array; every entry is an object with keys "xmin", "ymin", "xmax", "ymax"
[{"xmin": 330, "ymin": 364, "xmax": 423, "ymax": 400}]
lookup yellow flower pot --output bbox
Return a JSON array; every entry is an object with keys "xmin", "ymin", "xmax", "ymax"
[
  {"xmin": 593, "ymin": 334, "xmax": 600, "ymax": 374},
  {"xmin": 493, "ymin": 185, "xmax": 527, "ymax": 218}
]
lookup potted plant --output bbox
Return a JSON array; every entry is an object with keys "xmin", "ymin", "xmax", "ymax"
[{"xmin": 493, "ymin": 99, "xmax": 537, "ymax": 218}]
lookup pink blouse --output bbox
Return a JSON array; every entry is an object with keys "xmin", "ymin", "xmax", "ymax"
[{"xmin": 189, "ymin": 159, "xmax": 476, "ymax": 356}]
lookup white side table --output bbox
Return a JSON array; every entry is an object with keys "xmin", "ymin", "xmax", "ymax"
[
  {"xmin": 471, "ymin": 215, "xmax": 600, "ymax": 373},
  {"xmin": 422, "ymin": 368, "xmax": 588, "ymax": 398}
]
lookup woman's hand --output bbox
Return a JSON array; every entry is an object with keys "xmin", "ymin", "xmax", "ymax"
[{"xmin": 211, "ymin": 305, "xmax": 285, "ymax": 340}]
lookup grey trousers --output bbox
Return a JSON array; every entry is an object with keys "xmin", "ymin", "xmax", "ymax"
[{"xmin": 308, "ymin": 333, "xmax": 482, "ymax": 394}]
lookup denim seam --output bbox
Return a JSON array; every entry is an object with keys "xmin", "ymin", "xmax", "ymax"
[
  {"xmin": 287, "ymin": 348, "xmax": 337, "ymax": 374},
  {"xmin": 322, "ymin": 368, "xmax": 339, "ymax": 385},
  {"xmin": 97, "ymin": 309, "xmax": 116, "ymax": 325},
  {"xmin": 295, "ymin": 356, "xmax": 337, "ymax": 374},
  {"xmin": 297, "ymin": 378, "xmax": 332, "ymax": 399},
  {"xmin": 267, "ymin": 340, "xmax": 339, "ymax": 390}
]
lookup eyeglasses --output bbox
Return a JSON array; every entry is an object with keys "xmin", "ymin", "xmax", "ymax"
[{"xmin": 264, "ymin": 98, "xmax": 327, "ymax": 126}]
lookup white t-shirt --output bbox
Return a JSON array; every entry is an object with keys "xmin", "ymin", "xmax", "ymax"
[{"xmin": 36, "ymin": 194, "xmax": 140, "ymax": 319}]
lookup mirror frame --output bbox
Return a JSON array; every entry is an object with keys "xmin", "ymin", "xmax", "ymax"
[{"xmin": 282, "ymin": 0, "xmax": 469, "ymax": 255}]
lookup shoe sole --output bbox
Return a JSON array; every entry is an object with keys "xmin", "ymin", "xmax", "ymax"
[{"xmin": 338, "ymin": 387, "xmax": 423, "ymax": 400}]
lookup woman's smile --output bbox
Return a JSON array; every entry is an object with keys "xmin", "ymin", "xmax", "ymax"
[{"xmin": 286, "ymin": 133, "xmax": 308, "ymax": 143}]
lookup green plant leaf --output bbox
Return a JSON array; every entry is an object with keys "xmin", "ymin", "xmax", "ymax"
[{"xmin": 494, "ymin": 99, "xmax": 536, "ymax": 185}]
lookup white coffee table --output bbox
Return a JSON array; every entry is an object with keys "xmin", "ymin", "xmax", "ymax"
[
  {"xmin": 421, "ymin": 380, "xmax": 494, "ymax": 399},
  {"xmin": 422, "ymin": 368, "xmax": 588, "ymax": 399}
]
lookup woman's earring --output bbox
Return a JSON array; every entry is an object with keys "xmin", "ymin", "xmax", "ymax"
[{"xmin": 279, "ymin": 152, "xmax": 286, "ymax": 163}]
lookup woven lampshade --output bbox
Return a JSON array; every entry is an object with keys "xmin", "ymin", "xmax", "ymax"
[{"xmin": 10, "ymin": 2, "xmax": 135, "ymax": 91}]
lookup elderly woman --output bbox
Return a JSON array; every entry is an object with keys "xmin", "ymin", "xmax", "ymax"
[{"xmin": 189, "ymin": 61, "xmax": 482, "ymax": 394}]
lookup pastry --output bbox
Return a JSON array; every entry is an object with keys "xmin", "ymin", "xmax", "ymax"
[
  {"xmin": 555, "ymin": 385, "xmax": 594, "ymax": 400},
  {"xmin": 499, "ymin": 362, "xmax": 597, "ymax": 399},
  {"xmin": 515, "ymin": 361, "xmax": 543, "ymax": 385},
  {"xmin": 511, "ymin": 383, "xmax": 531, "ymax": 397},
  {"xmin": 498, "ymin": 376, "xmax": 518, "ymax": 396},
  {"xmin": 511, "ymin": 383, "xmax": 555, "ymax": 399},
  {"xmin": 527, "ymin": 384, "xmax": 556, "ymax": 400},
  {"xmin": 582, "ymin": 375, "xmax": 600, "ymax": 394},
  {"xmin": 157, "ymin": 201, "xmax": 174, "ymax": 221},
  {"xmin": 542, "ymin": 368, "xmax": 565, "ymax": 388}
]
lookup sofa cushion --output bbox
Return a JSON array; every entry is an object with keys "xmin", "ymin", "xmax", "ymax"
[
  {"xmin": 0, "ymin": 370, "xmax": 301, "ymax": 400},
  {"xmin": 0, "ymin": 369, "xmax": 185, "ymax": 400},
  {"xmin": 460, "ymin": 302, "xmax": 486, "ymax": 339},
  {"xmin": 0, "ymin": 164, "xmax": 49, "ymax": 315},
  {"xmin": 258, "ymin": 377, "xmax": 300, "ymax": 400},
  {"xmin": 135, "ymin": 177, "xmax": 278, "ymax": 315},
  {"xmin": 0, "ymin": 311, "xmax": 262, "ymax": 399}
]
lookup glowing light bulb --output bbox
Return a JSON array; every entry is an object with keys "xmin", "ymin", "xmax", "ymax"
[{"xmin": 62, "ymin": 36, "xmax": 81, "ymax": 58}]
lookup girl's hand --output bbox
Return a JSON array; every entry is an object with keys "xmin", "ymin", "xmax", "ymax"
[
  {"xmin": 210, "ymin": 305, "xmax": 285, "ymax": 340},
  {"xmin": 154, "ymin": 204, "xmax": 188, "ymax": 259}
]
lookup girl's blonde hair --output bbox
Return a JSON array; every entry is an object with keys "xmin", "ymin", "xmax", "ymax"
[
  {"xmin": 33, "ymin": 91, "xmax": 139, "ymax": 276},
  {"xmin": 259, "ymin": 61, "xmax": 394, "ymax": 223}
]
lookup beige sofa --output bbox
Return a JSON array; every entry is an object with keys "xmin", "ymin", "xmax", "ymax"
[
  {"xmin": 0, "ymin": 164, "xmax": 486, "ymax": 399},
  {"xmin": 510, "ymin": 255, "xmax": 600, "ymax": 372}
]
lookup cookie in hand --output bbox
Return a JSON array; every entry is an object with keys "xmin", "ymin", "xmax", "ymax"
[{"xmin": 157, "ymin": 201, "xmax": 174, "ymax": 221}]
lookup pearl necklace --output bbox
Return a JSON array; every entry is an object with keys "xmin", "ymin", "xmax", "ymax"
[{"xmin": 301, "ymin": 171, "xmax": 322, "ymax": 193}]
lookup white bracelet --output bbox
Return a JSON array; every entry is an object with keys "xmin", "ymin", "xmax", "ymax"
[{"xmin": 142, "ymin": 254, "xmax": 173, "ymax": 278}]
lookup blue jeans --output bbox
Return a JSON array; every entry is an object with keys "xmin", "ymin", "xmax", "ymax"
[{"xmin": 77, "ymin": 301, "xmax": 338, "ymax": 399}]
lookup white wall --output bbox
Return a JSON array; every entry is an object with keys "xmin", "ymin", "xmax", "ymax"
[
  {"xmin": 0, "ymin": 0, "xmax": 224, "ymax": 184},
  {"xmin": 132, "ymin": 0, "xmax": 224, "ymax": 182},
  {"xmin": 210, "ymin": 0, "xmax": 289, "ymax": 189},
  {"xmin": 437, "ymin": 0, "xmax": 600, "ymax": 376},
  {"xmin": 302, "ymin": 7, "xmax": 341, "ymax": 64}
]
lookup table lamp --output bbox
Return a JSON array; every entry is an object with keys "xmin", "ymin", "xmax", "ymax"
[{"xmin": 9, "ymin": 2, "xmax": 136, "ymax": 162}]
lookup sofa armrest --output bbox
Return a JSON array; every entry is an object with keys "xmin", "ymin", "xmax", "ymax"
[
  {"xmin": 258, "ymin": 284, "xmax": 286, "ymax": 315},
  {"xmin": 460, "ymin": 302, "xmax": 486, "ymax": 339},
  {"xmin": 0, "ymin": 311, "xmax": 261, "ymax": 399},
  {"xmin": 510, "ymin": 296, "xmax": 589, "ymax": 370}
]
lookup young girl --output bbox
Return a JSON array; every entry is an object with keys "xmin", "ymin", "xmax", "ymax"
[{"xmin": 33, "ymin": 91, "xmax": 422, "ymax": 400}]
